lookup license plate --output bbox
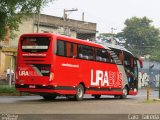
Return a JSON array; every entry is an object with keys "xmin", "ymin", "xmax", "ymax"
[{"xmin": 29, "ymin": 85, "xmax": 36, "ymax": 88}]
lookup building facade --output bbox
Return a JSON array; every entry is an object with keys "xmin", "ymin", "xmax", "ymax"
[
  {"xmin": 12, "ymin": 14, "xmax": 97, "ymax": 47},
  {"xmin": 0, "ymin": 47, "xmax": 16, "ymax": 78}
]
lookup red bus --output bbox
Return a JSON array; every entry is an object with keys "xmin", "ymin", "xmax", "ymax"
[{"xmin": 15, "ymin": 33, "xmax": 142, "ymax": 101}]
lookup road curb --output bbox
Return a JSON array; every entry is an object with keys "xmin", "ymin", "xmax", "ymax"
[{"xmin": 153, "ymin": 98, "xmax": 160, "ymax": 102}]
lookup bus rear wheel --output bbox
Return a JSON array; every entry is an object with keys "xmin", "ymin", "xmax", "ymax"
[
  {"xmin": 74, "ymin": 84, "xmax": 84, "ymax": 101},
  {"xmin": 120, "ymin": 87, "xmax": 128, "ymax": 99}
]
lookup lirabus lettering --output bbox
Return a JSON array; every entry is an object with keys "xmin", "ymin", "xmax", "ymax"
[
  {"xmin": 19, "ymin": 71, "xmax": 29, "ymax": 76},
  {"xmin": 90, "ymin": 69, "xmax": 122, "ymax": 87}
]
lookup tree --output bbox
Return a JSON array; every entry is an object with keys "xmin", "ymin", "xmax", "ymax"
[
  {"xmin": 0, "ymin": 0, "xmax": 54, "ymax": 41},
  {"xmin": 96, "ymin": 33, "xmax": 116, "ymax": 43},
  {"xmin": 0, "ymin": 11, "xmax": 7, "ymax": 40},
  {"xmin": 119, "ymin": 17, "xmax": 160, "ymax": 57},
  {"xmin": 150, "ymin": 40, "xmax": 160, "ymax": 61}
]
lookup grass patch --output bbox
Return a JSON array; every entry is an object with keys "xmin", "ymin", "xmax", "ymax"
[
  {"xmin": 0, "ymin": 85, "xmax": 34, "ymax": 96},
  {"xmin": 0, "ymin": 85, "xmax": 17, "ymax": 94}
]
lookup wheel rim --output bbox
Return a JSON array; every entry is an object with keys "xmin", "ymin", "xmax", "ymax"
[
  {"xmin": 77, "ymin": 87, "xmax": 83, "ymax": 98},
  {"xmin": 123, "ymin": 88, "xmax": 127, "ymax": 96}
]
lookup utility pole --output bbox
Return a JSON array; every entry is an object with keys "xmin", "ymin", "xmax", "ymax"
[
  {"xmin": 111, "ymin": 27, "xmax": 116, "ymax": 45},
  {"xmin": 37, "ymin": 12, "xmax": 40, "ymax": 33},
  {"xmin": 36, "ymin": 3, "xmax": 41, "ymax": 33},
  {"xmin": 82, "ymin": 12, "xmax": 84, "ymax": 22},
  {"xmin": 63, "ymin": 8, "xmax": 78, "ymax": 36},
  {"xmin": 9, "ymin": 57, "xmax": 12, "ymax": 88},
  {"xmin": 159, "ymin": 68, "xmax": 160, "ymax": 99},
  {"xmin": 146, "ymin": 56, "xmax": 154, "ymax": 101},
  {"xmin": 63, "ymin": 8, "xmax": 78, "ymax": 21}
]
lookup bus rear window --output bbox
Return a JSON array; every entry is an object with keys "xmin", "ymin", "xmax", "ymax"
[{"xmin": 21, "ymin": 37, "xmax": 50, "ymax": 53}]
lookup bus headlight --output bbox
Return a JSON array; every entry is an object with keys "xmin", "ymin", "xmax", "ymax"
[{"xmin": 134, "ymin": 88, "xmax": 137, "ymax": 92}]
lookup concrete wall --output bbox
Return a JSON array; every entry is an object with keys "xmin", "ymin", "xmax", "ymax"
[
  {"xmin": 11, "ymin": 17, "xmax": 34, "ymax": 47},
  {"xmin": 0, "ymin": 49, "xmax": 5, "ymax": 77},
  {"xmin": 0, "ymin": 47, "xmax": 16, "ymax": 79},
  {"xmin": 138, "ymin": 60, "xmax": 160, "ymax": 88},
  {"xmin": 34, "ymin": 14, "xmax": 96, "ymax": 33},
  {"xmin": 11, "ymin": 14, "xmax": 97, "ymax": 47}
]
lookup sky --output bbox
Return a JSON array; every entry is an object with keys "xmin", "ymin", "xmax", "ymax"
[{"xmin": 42, "ymin": 0, "xmax": 160, "ymax": 33}]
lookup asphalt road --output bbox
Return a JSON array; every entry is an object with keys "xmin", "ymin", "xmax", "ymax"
[{"xmin": 0, "ymin": 89, "xmax": 159, "ymax": 115}]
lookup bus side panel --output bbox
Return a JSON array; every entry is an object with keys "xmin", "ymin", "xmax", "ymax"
[
  {"xmin": 116, "ymin": 65, "xmax": 128, "ymax": 88},
  {"xmin": 53, "ymin": 56, "xmax": 126, "ymax": 95},
  {"xmin": 85, "ymin": 61, "xmax": 124, "ymax": 94},
  {"xmin": 53, "ymin": 56, "xmax": 81, "ymax": 88}
]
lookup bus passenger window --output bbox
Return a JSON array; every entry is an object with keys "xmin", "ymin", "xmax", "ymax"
[
  {"xmin": 78, "ymin": 45, "xmax": 94, "ymax": 60},
  {"xmin": 73, "ymin": 44, "xmax": 78, "ymax": 58},
  {"xmin": 109, "ymin": 48, "xmax": 122, "ymax": 64},
  {"xmin": 66, "ymin": 42, "xmax": 72, "ymax": 57},
  {"xmin": 65, "ymin": 42, "xmax": 78, "ymax": 58},
  {"xmin": 119, "ymin": 51, "xmax": 123, "ymax": 64},
  {"xmin": 57, "ymin": 40, "xmax": 66, "ymax": 56},
  {"xmin": 110, "ymin": 57, "xmax": 115, "ymax": 63},
  {"xmin": 96, "ymin": 49, "xmax": 109, "ymax": 62}
]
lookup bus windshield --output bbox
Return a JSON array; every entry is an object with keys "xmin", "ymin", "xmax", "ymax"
[{"xmin": 21, "ymin": 37, "xmax": 50, "ymax": 53}]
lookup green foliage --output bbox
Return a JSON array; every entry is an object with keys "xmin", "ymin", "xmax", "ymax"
[
  {"xmin": 119, "ymin": 17, "xmax": 160, "ymax": 57},
  {"xmin": 100, "ymin": 33, "xmax": 113, "ymax": 37},
  {"xmin": 0, "ymin": 85, "xmax": 33, "ymax": 96},
  {"xmin": 97, "ymin": 33, "xmax": 115, "ymax": 40},
  {"xmin": 0, "ymin": 11, "xmax": 7, "ymax": 40},
  {"xmin": 0, "ymin": 0, "xmax": 54, "ymax": 40},
  {"xmin": 150, "ymin": 40, "xmax": 160, "ymax": 61},
  {"xmin": 0, "ymin": 85, "xmax": 17, "ymax": 93}
]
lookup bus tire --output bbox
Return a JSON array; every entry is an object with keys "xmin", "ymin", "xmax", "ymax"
[
  {"xmin": 74, "ymin": 84, "xmax": 84, "ymax": 101},
  {"xmin": 92, "ymin": 95, "xmax": 101, "ymax": 99},
  {"xmin": 42, "ymin": 94, "xmax": 57, "ymax": 100},
  {"xmin": 120, "ymin": 87, "xmax": 128, "ymax": 99}
]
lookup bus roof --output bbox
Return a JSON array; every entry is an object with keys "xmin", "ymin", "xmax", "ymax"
[
  {"xmin": 96, "ymin": 41, "xmax": 134, "ymax": 56},
  {"xmin": 20, "ymin": 33, "xmax": 108, "ymax": 49},
  {"xmin": 55, "ymin": 34, "xmax": 110, "ymax": 49},
  {"xmin": 20, "ymin": 33, "xmax": 133, "ymax": 56}
]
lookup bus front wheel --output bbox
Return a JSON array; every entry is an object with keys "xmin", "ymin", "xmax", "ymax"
[
  {"xmin": 74, "ymin": 84, "xmax": 84, "ymax": 101},
  {"xmin": 120, "ymin": 87, "xmax": 128, "ymax": 99}
]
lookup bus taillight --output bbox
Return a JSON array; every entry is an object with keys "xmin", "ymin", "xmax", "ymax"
[
  {"xmin": 49, "ymin": 72, "xmax": 54, "ymax": 82},
  {"xmin": 16, "ymin": 72, "xmax": 18, "ymax": 80}
]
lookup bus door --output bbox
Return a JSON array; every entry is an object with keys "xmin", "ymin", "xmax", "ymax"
[
  {"xmin": 130, "ymin": 57, "xmax": 143, "ymax": 90},
  {"xmin": 124, "ymin": 53, "xmax": 138, "ymax": 90}
]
